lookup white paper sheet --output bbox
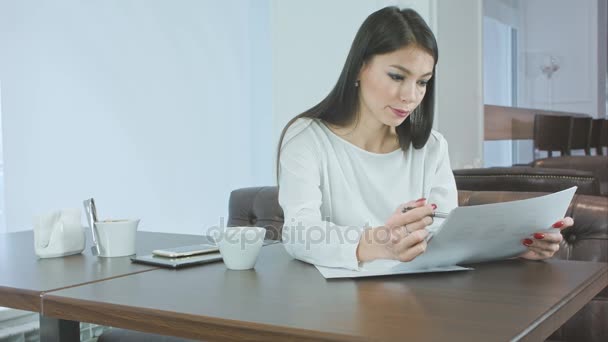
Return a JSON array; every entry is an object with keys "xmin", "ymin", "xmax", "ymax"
[{"xmin": 316, "ymin": 187, "xmax": 577, "ymax": 279}]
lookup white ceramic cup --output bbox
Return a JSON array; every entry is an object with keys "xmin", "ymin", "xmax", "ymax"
[
  {"xmin": 94, "ymin": 219, "xmax": 140, "ymax": 257},
  {"xmin": 213, "ymin": 226, "xmax": 266, "ymax": 270}
]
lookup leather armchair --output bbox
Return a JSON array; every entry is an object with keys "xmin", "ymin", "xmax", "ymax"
[
  {"xmin": 228, "ymin": 186, "xmax": 607, "ymax": 342},
  {"xmin": 530, "ymin": 156, "xmax": 608, "ymax": 196},
  {"xmin": 453, "ymin": 166, "xmax": 601, "ymax": 196}
]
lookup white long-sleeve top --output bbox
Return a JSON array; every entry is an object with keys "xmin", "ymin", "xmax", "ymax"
[{"xmin": 278, "ymin": 118, "xmax": 458, "ymax": 270}]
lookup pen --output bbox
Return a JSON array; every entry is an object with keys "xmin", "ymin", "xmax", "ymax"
[{"xmin": 401, "ymin": 206, "xmax": 449, "ymax": 218}]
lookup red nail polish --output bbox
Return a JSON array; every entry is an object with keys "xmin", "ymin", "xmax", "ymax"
[
  {"xmin": 533, "ymin": 233, "xmax": 545, "ymax": 240},
  {"xmin": 416, "ymin": 198, "xmax": 426, "ymax": 203},
  {"xmin": 523, "ymin": 239, "xmax": 533, "ymax": 246},
  {"xmin": 431, "ymin": 204, "xmax": 437, "ymax": 210},
  {"xmin": 553, "ymin": 221, "xmax": 564, "ymax": 228}
]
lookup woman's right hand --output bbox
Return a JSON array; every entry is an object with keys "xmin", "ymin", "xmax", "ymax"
[{"xmin": 357, "ymin": 199, "xmax": 435, "ymax": 262}]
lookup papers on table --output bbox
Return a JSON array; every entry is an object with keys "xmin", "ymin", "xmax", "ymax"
[{"xmin": 316, "ymin": 187, "xmax": 577, "ymax": 279}]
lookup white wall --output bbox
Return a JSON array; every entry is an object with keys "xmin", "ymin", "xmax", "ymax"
[
  {"xmin": 435, "ymin": 0, "xmax": 484, "ymax": 169},
  {"xmin": 270, "ymin": 0, "xmax": 436, "ymax": 155},
  {"xmin": 520, "ymin": 0, "xmax": 602, "ymax": 117},
  {"xmin": 598, "ymin": 0, "xmax": 607, "ymax": 117},
  {"xmin": 249, "ymin": 0, "xmax": 274, "ymax": 186},
  {"xmin": 1, "ymin": 0, "xmax": 487, "ymax": 235},
  {"xmin": 484, "ymin": 0, "xmax": 521, "ymax": 30},
  {"xmin": 0, "ymin": 0, "xmax": 265, "ymax": 234},
  {"xmin": 0, "ymin": 80, "xmax": 4, "ymax": 233}
]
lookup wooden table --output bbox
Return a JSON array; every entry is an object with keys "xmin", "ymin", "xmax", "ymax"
[
  {"xmin": 42, "ymin": 243, "xmax": 608, "ymax": 342},
  {"xmin": 0, "ymin": 230, "xmax": 211, "ymax": 341},
  {"xmin": 484, "ymin": 104, "xmax": 590, "ymax": 140}
]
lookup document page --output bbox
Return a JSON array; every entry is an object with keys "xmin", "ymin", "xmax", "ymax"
[{"xmin": 316, "ymin": 187, "xmax": 577, "ymax": 279}]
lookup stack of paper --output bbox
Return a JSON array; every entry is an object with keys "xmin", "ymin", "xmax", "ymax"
[{"xmin": 316, "ymin": 187, "xmax": 576, "ymax": 278}]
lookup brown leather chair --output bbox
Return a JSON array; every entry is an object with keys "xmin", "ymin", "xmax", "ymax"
[
  {"xmin": 570, "ymin": 116, "xmax": 593, "ymax": 155},
  {"xmin": 534, "ymin": 114, "xmax": 573, "ymax": 157},
  {"xmin": 530, "ymin": 156, "xmax": 608, "ymax": 196},
  {"xmin": 228, "ymin": 186, "xmax": 607, "ymax": 342}
]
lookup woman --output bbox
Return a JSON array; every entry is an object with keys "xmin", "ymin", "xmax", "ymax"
[{"xmin": 277, "ymin": 7, "xmax": 571, "ymax": 270}]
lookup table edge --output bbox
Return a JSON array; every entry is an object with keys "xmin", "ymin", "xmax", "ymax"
[
  {"xmin": 514, "ymin": 263, "xmax": 608, "ymax": 341},
  {"xmin": 0, "ymin": 286, "xmax": 41, "ymax": 312},
  {"xmin": 41, "ymin": 294, "xmax": 362, "ymax": 342}
]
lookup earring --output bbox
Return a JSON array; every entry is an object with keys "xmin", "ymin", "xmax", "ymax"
[{"xmin": 354, "ymin": 80, "xmax": 360, "ymax": 87}]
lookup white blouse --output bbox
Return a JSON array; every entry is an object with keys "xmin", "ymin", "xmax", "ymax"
[{"xmin": 278, "ymin": 118, "xmax": 458, "ymax": 270}]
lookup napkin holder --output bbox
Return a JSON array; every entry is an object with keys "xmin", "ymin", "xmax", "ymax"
[{"xmin": 33, "ymin": 208, "xmax": 85, "ymax": 258}]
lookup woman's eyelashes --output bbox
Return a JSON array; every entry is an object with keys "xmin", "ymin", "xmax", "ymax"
[
  {"xmin": 388, "ymin": 72, "xmax": 404, "ymax": 81},
  {"xmin": 387, "ymin": 73, "xmax": 429, "ymax": 87}
]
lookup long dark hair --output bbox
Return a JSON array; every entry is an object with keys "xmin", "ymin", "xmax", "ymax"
[{"xmin": 276, "ymin": 7, "xmax": 438, "ymax": 179}]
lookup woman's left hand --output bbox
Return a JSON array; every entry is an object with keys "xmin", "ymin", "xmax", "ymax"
[{"xmin": 519, "ymin": 217, "xmax": 574, "ymax": 260}]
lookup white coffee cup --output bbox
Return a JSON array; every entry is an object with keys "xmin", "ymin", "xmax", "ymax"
[
  {"xmin": 94, "ymin": 219, "xmax": 140, "ymax": 257},
  {"xmin": 213, "ymin": 226, "xmax": 266, "ymax": 270}
]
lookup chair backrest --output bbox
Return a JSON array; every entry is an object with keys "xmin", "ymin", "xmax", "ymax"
[
  {"xmin": 453, "ymin": 166, "xmax": 600, "ymax": 196},
  {"xmin": 533, "ymin": 114, "xmax": 573, "ymax": 157},
  {"xmin": 227, "ymin": 187, "xmax": 283, "ymax": 240},
  {"xmin": 591, "ymin": 119, "xmax": 604, "ymax": 155},
  {"xmin": 530, "ymin": 156, "xmax": 608, "ymax": 196},
  {"xmin": 601, "ymin": 119, "xmax": 608, "ymax": 147},
  {"xmin": 592, "ymin": 118, "xmax": 608, "ymax": 155},
  {"xmin": 570, "ymin": 116, "xmax": 593, "ymax": 155}
]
